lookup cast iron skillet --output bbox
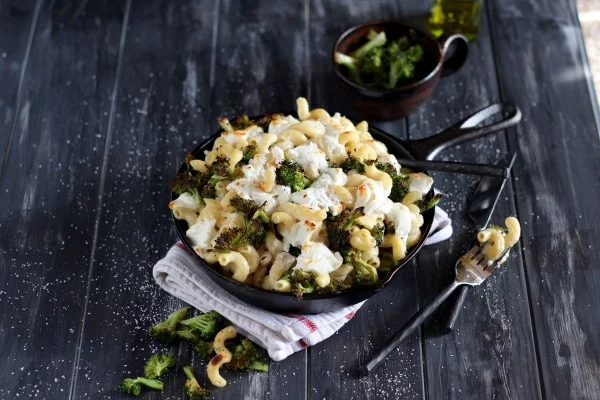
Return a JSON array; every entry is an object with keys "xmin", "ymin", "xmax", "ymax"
[{"xmin": 172, "ymin": 103, "xmax": 521, "ymax": 314}]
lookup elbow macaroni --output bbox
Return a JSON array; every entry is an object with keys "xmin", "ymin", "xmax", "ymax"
[{"xmin": 207, "ymin": 326, "xmax": 237, "ymax": 387}]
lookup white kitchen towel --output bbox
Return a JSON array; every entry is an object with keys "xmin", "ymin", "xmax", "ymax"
[{"xmin": 153, "ymin": 207, "xmax": 452, "ymax": 361}]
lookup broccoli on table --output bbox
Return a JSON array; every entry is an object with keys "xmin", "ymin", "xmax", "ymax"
[
  {"xmin": 120, "ymin": 377, "xmax": 164, "ymax": 396},
  {"xmin": 193, "ymin": 340, "xmax": 215, "ymax": 361},
  {"xmin": 149, "ymin": 307, "xmax": 189, "ymax": 343},
  {"xmin": 144, "ymin": 353, "xmax": 175, "ymax": 379},
  {"xmin": 179, "ymin": 310, "xmax": 223, "ymax": 340},
  {"xmin": 275, "ymin": 160, "xmax": 311, "ymax": 192},
  {"xmin": 183, "ymin": 366, "xmax": 211, "ymax": 400},
  {"xmin": 175, "ymin": 327, "xmax": 199, "ymax": 343},
  {"xmin": 227, "ymin": 338, "xmax": 269, "ymax": 372}
]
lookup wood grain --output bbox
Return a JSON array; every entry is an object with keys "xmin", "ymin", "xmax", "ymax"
[
  {"xmin": 208, "ymin": 1, "xmax": 311, "ymax": 398},
  {"xmin": 308, "ymin": 1, "xmax": 428, "ymax": 399},
  {"xmin": 67, "ymin": 1, "xmax": 219, "ymax": 399},
  {"xmin": 488, "ymin": 0, "xmax": 600, "ymax": 398},
  {"xmin": 0, "ymin": 0, "xmax": 41, "ymax": 178},
  {"xmin": 0, "ymin": 1, "xmax": 126, "ymax": 399},
  {"xmin": 406, "ymin": 7, "xmax": 542, "ymax": 399}
]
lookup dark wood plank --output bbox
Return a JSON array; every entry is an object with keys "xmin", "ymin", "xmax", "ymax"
[
  {"xmin": 66, "ymin": 1, "xmax": 221, "ymax": 399},
  {"xmin": 208, "ymin": 1, "xmax": 312, "ymax": 398},
  {"xmin": 0, "ymin": 0, "xmax": 40, "ymax": 174},
  {"xmin": 0, "ymin": 1, "xmax": 126, "ymax": 399},
  {"xmin": 404, "ymin": 7, "xmax": 542, "ymax": 399},
  {"xmin": 308, "ymin": 1, "xmax": 428, "ymax": 399},
  {"xmin": 488, "ymin": 0, "xmax": 600, "ymax": 398}
]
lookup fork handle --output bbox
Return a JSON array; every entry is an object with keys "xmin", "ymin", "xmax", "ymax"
[
  {"xmin": 361, "ymin": 281, "xmax": 462, "ymax": 376},
  {"xmin": 440, "ymin": 285, "xmax": 469, "ymax": 334}
]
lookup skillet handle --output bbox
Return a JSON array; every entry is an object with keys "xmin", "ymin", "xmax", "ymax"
[{"xmin": 407, "ymin": 103, "xmax": 522, "ymax": 160}]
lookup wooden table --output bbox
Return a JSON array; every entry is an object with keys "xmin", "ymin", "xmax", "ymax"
[{"xmin": 1, "ymin": 0, "xmax": 599, "ymax": 399}]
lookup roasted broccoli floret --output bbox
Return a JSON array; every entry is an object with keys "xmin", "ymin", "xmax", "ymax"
[
  {"xmin": 337, "ymin": 156, "xmax": 365, "ymax": 173},
  {"xmin": 171, "ymin": 170, "xmax": 209, "ymax": 208},
  {"xmin": 217, "ymin": 117, "xmax": 234, "ymax": 132},
  {"xmin": 144, "ymin": 353, "xmax": 175, "ymax": 379},
  {"xmin": 149, "ymin": 307, "xmax": 189, "ymax": 343},
  {"xmin": 179, "ymin": 310, "xmax": 222, "ymax": 340},
  {"xmin": 289, "ymin": 269, "xmax": 350, "ymax": 298},
  {"xmin": 193, "ymin": 340, "xmax": 215, "ymax": 361},
  {"xmin": 208, "ymin": 156, "xmax": 231, "ymax": 177},
  {"xmin": 375, "ymin": 162, "xmax": 397, "ymax": 177},
  {"xmin": 389, "ymin": 174, "xmax": 410, "ymax": 202},
  {"xmin": 346, "ymin": 249, "xmax": 379, "ymax": 285},
  {"xmin": 229, "ymin": 195, "xmax": 262, "ymax": 218},
  {"xmin": 290, "ymin": 270, "xmax": 317, "ymax": 297},
  {"xmin": 416, "ymin": 193, "xmax": 442, "ymax": 212},
  {"xmin": 245, "ymin": 217, "xmax": 268, "ymax": 246},
  {"xmin": 227, "ymin": 338, "xmax": 269, "ymax": 372},
  {"xmin": 183, "ymin": 366, "xmax": 211, "ymax": 400},
  {"xmin": 213, "ymin": 214, "xmax": 268, "ymax": 252},
  {"xmin": 325, "ymin": 208, "xmax": 365, "ymax": 253},
  {"xmin": 276, "ymin": 160, "xmax": 310, "ymax": 192},
  {"xmin": 254, "ymin": 113, "xmax": 282, "ymax": 131},
  {"xmin": 370, "ymin": 223, "xmax": 385, "ymax": 246},
  {"xmin": 241, "ymin": 144, "xmax": 256, "ymax": 164},
  {"xmin": 213, "ymin": 227, "xmax": 247, "ymax": 252},
  {"xmin": 231, "ymin": 115, "xmax": 254, "ymax": 130},
  {"xmin": 120, "ymin": 377, "xmax": 164, "ymax": 396}
]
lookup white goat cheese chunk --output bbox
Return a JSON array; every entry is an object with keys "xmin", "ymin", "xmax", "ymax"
[{"xmin": 294, "ymin": 242, "xmax": 343, "ymax": 275}]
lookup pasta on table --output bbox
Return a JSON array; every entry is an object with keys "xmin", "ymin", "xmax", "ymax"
[{"xmin": 169, "ymin": 98, "xmax": 441, "ymax": 297}]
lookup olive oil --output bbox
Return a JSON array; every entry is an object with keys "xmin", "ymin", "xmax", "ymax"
[{"xmin": 428, "ymin": 0, "xmax": 482, "ymax": 41}]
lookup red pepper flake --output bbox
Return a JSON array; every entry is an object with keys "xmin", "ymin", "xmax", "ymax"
[{"xmin": 210, "ymin": 354, "xmax": 224, "ymax": 365}]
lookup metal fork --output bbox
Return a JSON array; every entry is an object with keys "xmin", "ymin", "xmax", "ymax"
[{"xmin": 360, "ymin": 245, "xmax": 508, "ymax": 376}]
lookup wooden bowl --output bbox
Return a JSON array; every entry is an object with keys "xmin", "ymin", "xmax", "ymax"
[{"xmin": 332, "ymin": 20, "xmax": 469, "ymax": 120}]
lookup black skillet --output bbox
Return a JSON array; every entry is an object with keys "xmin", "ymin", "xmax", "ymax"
[{"xmin": 172, "ymin": 103, "xmax": 521, "ymax": 314}]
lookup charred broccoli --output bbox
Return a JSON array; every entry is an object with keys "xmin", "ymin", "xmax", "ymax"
[
  {"xmin": 120, "ymin": 377, "xmax": 164, "ymax": 396},
  {"xmin": 144, "ymin": 353, "xmax": 175, "ymax": 379},
  {"xmin": 416, "ymin": 193, "xmax": 442, "ymax": 212},
  {"xmin": 289, "ymin": 269, "xmax": 350, "ymax": 298},
  {"xmin": 276, "ymin": 160, "xmax": 310, "ymax": 192},
  {"xmin": 183, "ymin": 366, "xmax": 211, "ymax": 400},
  {"xmin": 227, "ymin": 338, "xmax": 269, "ymax": 372},
  {"xmin": 179, "ymin": 310, "xmax": 222, "ymax": 340},
  {"xmin": 241, "ymin": 144, "xmax": 256, "ymax": 164},
  {"xmin": 171, "ymin": 170, "xmax": 210, "ymax": 208},
  {"xmin": 337, "ymin": 156, "xmax": 365, "ymax": 173},
  {"xmin": 346, "ymin": 249, "xmax": 379, "ymax": 285},
  {"xmin": 149, "ymin": 307, "xmax": 189, "ymax": 343},
  {"xmin": 325, "ymin": 208, "xmax": 365, "ymax": 253},
  {"xmin": 370, "ymin": 223, "xmax": 385, "ymax": 246}
]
